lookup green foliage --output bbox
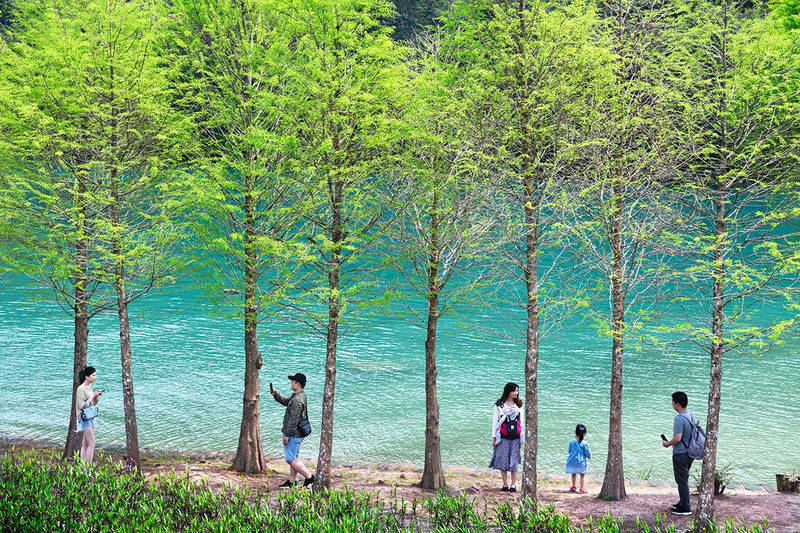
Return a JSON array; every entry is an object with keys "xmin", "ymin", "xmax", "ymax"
[
  {"xmin": 771, "ymin": 0, "xmax": 800, "ymax": 29},
  {"xmin": 692, "ymin": 461, "xmax": 735, "ymax": 489},
  {"xmin": 494, "ymin": 500, "xmax": 575, "ymax": 532},
  {"xmin": 170, "ymin": 0, "xmax": 314, "ymax": 319},
  {"xmin": 424, "ymin": 490, "xmax": 485, "ymax": 529},
  {"xmin": 1, "ymin": 451, "xmax": 414, "ymax": 532},
  {"xmin": 387, "ymin": 29, "xmax": 503, "ymax": 323},
  {"xmin": 273, "ymin": 0, "xmax": 412, "ymax": 331},
  {"xmin": 439, "ymin": 0, "xmax": 614, "ymax": 306},
  {"xmin": 0, "ymin": 451, "xmax": 773, "ymax": 533},
  {"xmin": 658, "ymin": 0, "xmax": 800, "ymax": 354},
  {"xmin": 0, "ymin": 0, "xmax": 192, "ymax": 310}
]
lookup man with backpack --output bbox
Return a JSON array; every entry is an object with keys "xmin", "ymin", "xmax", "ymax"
[{"xmin": 662, "ymin": 391, "xmax": 704, "ymax": 516}]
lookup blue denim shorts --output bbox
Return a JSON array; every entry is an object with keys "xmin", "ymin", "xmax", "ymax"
[{"xmin": 283, "ymin": 436, "xmax": 303, "ymax": 462}]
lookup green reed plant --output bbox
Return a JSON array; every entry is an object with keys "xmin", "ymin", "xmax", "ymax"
[
  {"xmin": 424, "ymin": 490, "xmax": 486, "ymax": 531},
  {"xmin": 495, "ymin": 499, "xmax": 575, "ymax": 532}
]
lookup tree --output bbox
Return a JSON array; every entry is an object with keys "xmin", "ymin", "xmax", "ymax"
[
  {"xmin": 389, "ymin": 30, "xmax": 502, "ymax": 489},
  {"xmin": 663, "ymin": 2, "xmax": 800, "ymax": 527},
  {"xmin": 555, "ymin": 0, "xmax": 686, "ymax": 501},
  {"xmin": 280, "ymin": 0, "xmax": 409, "ymax": 490},
  {"xmin": 89, "ymin": 0, "xmax": 191, "ymax": 471},
  {"xmin": 172, "ymin": 0, "xmax": 310, "ymax": 473},
  {"xmin": 441, "ymin": 0, "xmax": 607, "ymax": 501},
  {"xmin": 0, "ymin": 0, "xmax": 119, "ymax": 460},
  {"xmin": 1, "ymin": 0, "xmax": 188, "ymax": 470}
]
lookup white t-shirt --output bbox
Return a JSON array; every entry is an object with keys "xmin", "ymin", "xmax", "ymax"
[{"xmin": 75, "ymin": 383, "xmax": 97, "ymax": 419}]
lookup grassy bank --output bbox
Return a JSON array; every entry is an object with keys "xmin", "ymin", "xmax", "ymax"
[{"xmin": 0, "ymin": 450, "xmax": 775, "ymax": 533}]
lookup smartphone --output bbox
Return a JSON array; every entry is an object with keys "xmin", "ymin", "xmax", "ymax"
[
  {"xmin": 269, "ymin": 382, "xmax": 273, "ymax": 391},
  {"xmin": 661, "ymin": 434, "xmax": 668, "ymax": 442}
]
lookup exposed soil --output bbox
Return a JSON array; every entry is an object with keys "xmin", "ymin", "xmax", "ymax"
[{"xmin": 3, "ymin": 438, "xmax": 799, "ymax": 532}]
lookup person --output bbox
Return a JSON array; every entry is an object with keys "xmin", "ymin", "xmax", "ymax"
[
  {"xmin": 565, "ymin": 424, "xmax": 591, "ymax": 493},
  {"xmin": 271, "ymin": 372, "xmax": 315, "ymax": 488},
  {"xmin": 76, "ymin": 366, "xmax": 103, "ymax": 463},
  {"xmin": 662, "ymin": 391, "xmax": 697, "ymax": 516},
  {"xmin": 489, "ymin": 382, "xmax": 524, "ymax": 492}
]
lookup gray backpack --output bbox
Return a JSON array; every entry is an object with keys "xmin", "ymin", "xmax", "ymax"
[{"xmin": 680, "ymin": 412, "xmax": 706, "ymax": 460}]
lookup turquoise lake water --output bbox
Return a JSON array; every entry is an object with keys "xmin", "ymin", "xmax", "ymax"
[{"xmin": 0, "ymin": 280, "xmax": 798, "ymax": 488}]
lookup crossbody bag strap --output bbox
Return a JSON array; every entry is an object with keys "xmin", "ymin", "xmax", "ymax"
[{"xmin": 678, "ymin": 412, "xmax": 693, "ymax": 451}]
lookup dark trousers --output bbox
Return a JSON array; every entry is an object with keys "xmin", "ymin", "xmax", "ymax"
[{"xmin": 672, "ymin": 452, "xmax": 694, "ymax": 510}]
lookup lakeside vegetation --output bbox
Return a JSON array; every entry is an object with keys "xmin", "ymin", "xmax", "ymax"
[
  {"xmin": 0, "ymin": 450, "xmax": 776, "ymax": 532},
  {"xmin": 1, "ymin": 0, "xmax": 799, "ymax": 530}
]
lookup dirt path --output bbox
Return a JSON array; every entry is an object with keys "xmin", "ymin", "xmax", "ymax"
[{"xmin": 3, "ymin": 439, "xmax": 799, "ymax": 531}]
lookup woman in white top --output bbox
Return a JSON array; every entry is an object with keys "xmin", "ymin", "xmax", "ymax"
[
  {"xmin": 489, "ymin": 382, "xmax": 525, "ymax": 492},
  {"xmin": 75, "ymin": 366, "xmax": 103, "ymax": 463}
]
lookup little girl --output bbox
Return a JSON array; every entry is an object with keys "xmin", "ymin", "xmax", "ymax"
[{"xmin": 565, "ymin": 424, "xmax": 590, "ymax": 493}]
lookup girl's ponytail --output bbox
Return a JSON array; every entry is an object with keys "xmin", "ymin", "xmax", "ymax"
[{"xmin": 575, "ymin": 424, "xmax": 587, "ymax": 442}]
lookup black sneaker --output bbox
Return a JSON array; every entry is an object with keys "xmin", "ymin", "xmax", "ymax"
[
  {"xmin": 501, "ymin": 486, "xmax": 509, "ymax": 491},
  {"xmin": 670, "ymin": 506, "xmax": 691, "ymax": 516},
  {"xmin": 278, "ymin": 479, "xmax": 296, "ymax": 488},
  {"xmin": 303, "ymin": 474, "xmax": 316, "ymax": 488},
  {"xmin": 509, "ymin": 486, "xmax": 517, "ymax": 492}
]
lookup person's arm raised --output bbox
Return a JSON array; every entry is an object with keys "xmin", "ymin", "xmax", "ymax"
[{"xmin": 272, "ymin": 390, "xmax": 291, "ymax": 406}]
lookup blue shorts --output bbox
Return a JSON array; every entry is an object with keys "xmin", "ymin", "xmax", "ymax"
[{"xmin": 283, "ymin": 436, "xmax": 303, "ymax": 462}]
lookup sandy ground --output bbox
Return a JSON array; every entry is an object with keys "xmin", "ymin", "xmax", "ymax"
[{"xmin": 3, "ymin": 438, "xmax": 800, "ymax": 532}]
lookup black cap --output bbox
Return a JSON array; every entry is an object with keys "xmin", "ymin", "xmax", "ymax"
[{"xmin": 288, "ymin": 373, "xmax": 306, "ymax": 388}]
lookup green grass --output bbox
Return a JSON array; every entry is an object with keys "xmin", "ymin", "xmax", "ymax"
[{"xmin": 0, "ymin": 450, "xmax": 774, "ymax": 532}]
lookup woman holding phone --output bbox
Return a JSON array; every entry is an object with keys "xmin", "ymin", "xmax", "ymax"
[{"xmin": 76, "ymin": 366, "xmax": 103, "ymax": 463}]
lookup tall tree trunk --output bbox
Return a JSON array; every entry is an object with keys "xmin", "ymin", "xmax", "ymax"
[
  {"xmin": 600, "ymin": 181, "xmax": 626, "ymax": 500},
  {"xmin": 695, "ymin": 4, "xmax": 729, "ymax": 528},
  {"xmin": 315, "ymin": 177, "xmax": 344, "ymax": 491},
  {"xmin": 64, "ymin": 181, "xmax": 89, "ymax": 460},
  {"xmin": 233, "ymin": 176, "xmax": 267, "ymax": 473},
  {"xmin": 109, "ymin": 59, "xmax": 140, "ymax": 471},
  {"xmin": 116, "ymin": 274, "xmax": 140, "ymax": 471},
  {"xmin": 112, "ymin": 185, "xmax": 140, "ymax": 471},
  {"xmin": 695, "ymin": 205, "xmax": 724, "ymax": 529},
  {"xmin": 64, "ymin": 307, "xmax": 89, "ymax": 459},
  {"xmin": 421, "ymin": 189, "xmax": 445, "ymax": 490},
  {"xmin": 521, "ymin": 180, "xmax": 540, "ymax": 503},
  {"xmin": 514, "ymin": 0, "xmax": 540, "ymax": 505}
]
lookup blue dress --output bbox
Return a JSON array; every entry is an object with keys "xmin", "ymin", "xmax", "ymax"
[{"xmin": 565, "ymin": 439, "xmax": 590, "ymax": 474}]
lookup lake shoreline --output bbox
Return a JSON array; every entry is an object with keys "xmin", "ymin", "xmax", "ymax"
[
  {"xmin": 4, "ymin": 435, "xmax": 799, "ymax": 531},
  {"xmin": 0, "ymin": 433, "xmax": 775, "ymax": 491}
]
